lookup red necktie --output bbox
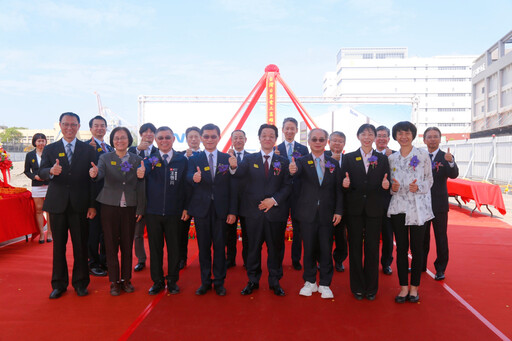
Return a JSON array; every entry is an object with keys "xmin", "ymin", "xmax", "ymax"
[{"xmin": 264, "ymin": 155, "xmax": 270, "ymax": 178}]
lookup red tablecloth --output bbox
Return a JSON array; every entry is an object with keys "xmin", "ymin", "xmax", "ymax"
[
  {"xmin": 447, "ymin": 178, "xmax": 507, "ymax": 215},
  {"xmin": 0, "ymin": 190, "xmax": 39, "ymax": 243}
]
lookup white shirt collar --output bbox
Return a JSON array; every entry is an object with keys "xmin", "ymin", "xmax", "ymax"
[
  {"xmin": 62, "ymin": 138, "xmax": 77, "ymax": 149},
  {"xmin": 159, "ymin": 149, "xmax": 173, "ymax": 160}
]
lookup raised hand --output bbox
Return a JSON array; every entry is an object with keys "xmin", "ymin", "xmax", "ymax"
[
  {"xmin": 391, "ymin": 178, "xmax": 400, "ymax": 192},
  {"xmin": 289, "ymin": 157, "xmax": 297, "ymax": 175},
  {"xmin": 186, "ymin": 148, "xmax": 193, "ymax": 158},
  {"xmin": 385, "ymin": 148, "xmax": 393, "ymax": 156},
  {"xmin": 444, "ymin": 147, "xmax": 453, "ymax": 162},
  {"xmin": 138, "ymin": 140, "xmax": 150, "ymax": 151},
  {"xmin": 89, "ymin": 162, "xmax": 98, "ymax": 178},
  {"xmin": 273, "ymin": 146, "xmax": 280, "ymax": 155},
  {"xmin": 228, "ymin": 150, "xmax": 237, "ymax": 169},
  {"xmin": 342, "ymin": 172, "xmax": 350, "ymax": 188},
  {"xmin": 331, "ymin": 152, "xmax": 341, "ymax": 161},
  {"xmin": 89, "ymin": 137, "xmax": 96, "ymax": 147},
  {"xmin": 382, "ymin": 173, "xmax": 390, "ymax": 190},
  {"xmin": 50, "ymin": 159, "xmax": 62, "ymax": 176},
  {"xmin": 409, "ymin": 179, "xmax": 418, "ymax": 193},
  {"xmin": 137, "ymin": 161, "xmax": 145, "ymax": 179},
  {"xmin": 193, "ymin": 166, "xmax": 202, "ymax": 183}
]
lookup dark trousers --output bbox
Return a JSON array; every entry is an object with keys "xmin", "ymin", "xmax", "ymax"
[
  {"xmin": 194, "ymin": 203, "xmax": 227, "ymax": 287},
  {"xmin": 391, "ymin": 214, "xmax": 426, "ymax": 287},
  {"xmin": 290, "ymin": 215, "xmax": 302, "ymax": 264},
  {"xmin": 333, "ymin": 218, "xmax": 348, "ymax": 264},
  {"xmin": 226, "ymin": 216, "xmax": 248, "ymax": 266},
  {"xmin": 133, "ymin": 218, "xmax": 146, "ymax": 264},
  {"xmin": 179, "ymin": 218, "xmax": 192, "ymax": 262},
  {"xmin": 246, "ymin": 216, "xmax": 286, "ymax": 287},
  {"xmin": 301, "ymin": 212, "xmax": 334, "ymax": 286},
  {"xmin": 50, "ymin": 205, "xmax": 90, "ymax": 291},
  {"xmin": 146, "ymin": 214, "xmax": 181, "ymax": 285},
  {"xmin": 423, "ymin": 212, "xmax": 449, "ymax": 273},
  {"xmin": 87, "ymin": 204, "xmax": 106, "ymax": 269},
  {"xmin": 101, "ymin": 204, "xmax": 136, "ymax": 283},
  {"xmin": 380, "ymin": 215, "xmax": 394, "ymax": 268},
  {"xmin": 347, "ymin": 214, "xmax": 382, "ymax": 295}
]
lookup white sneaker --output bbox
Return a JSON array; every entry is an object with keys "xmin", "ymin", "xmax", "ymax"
[
  {"xmin": 318, "ymin": 285, "xmax": 334, "ymax": 299},
  {"xmin": 299, "ymin": 281, "xmax": 318, "ymax": 296}
]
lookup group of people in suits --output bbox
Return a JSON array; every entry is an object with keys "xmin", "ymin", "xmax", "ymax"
[{"xmin": 33, "ymin": 112, "xmax": 458, "ymax": 303}]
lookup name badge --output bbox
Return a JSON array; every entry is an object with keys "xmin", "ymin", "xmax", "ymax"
[
  {"xmin": 169, "ymin": 168, "xmax": 178, "ymax": 185},
  {"xmin": 97, "ymin": 148, "xmax": 102, "ymax": 152},
  {"xmin": 111, "ymin": 161, "xmax": 117, "ymax": 165},
  {"xmin": 307, "ymin": 160, "xmax": 314, "ymax": 165},
  {"xmin": 156, "ymin": 163, "xmax": 162, "ymax": 167},
  {"xmin": 356, "ymin": 157, "xmax": 362, "ymax": 161},
  {"xmin": 204, "ymin": 166, "xmax": 210, "ymax": 171},
  {"xmin": 32, "ymin": 159, "xmax": 35, "ymax": 163},
  {"xmin": 58, "ymin": 153, "xmax": 65, "ymax": 157},
  {"xmin": 253, "ymin": 164, "xmax": 259, "ymax": 168}
]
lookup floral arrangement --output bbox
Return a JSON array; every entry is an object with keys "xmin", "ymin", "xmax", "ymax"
[
  {"xmin": 432, "ymin": 161, "xmax": 444, "ymax": 172},
  {"xmin": 148, "ymin": 156, "xmax": 160, "ymax": 169},
  {"xmin": 409, "ymin": 155, "xmax": 419, "ymax": 171},
  {"xmin": 217, "ymin": 164, "xmax": 229, "ymax": 175},
  {"xmin": 0, "ymin": 145, "xmax": 14, "ymax": 187},
  {"xmin": 273, "ymin": 161, "xmax": 281, "ymax": 175},
  {"xmin": 368, "ymin": 155, "xmax": 378, "ymax": 168},
  {"xmin": 325, "ymin": 160, "xmax": 336, "ymax": 174}
]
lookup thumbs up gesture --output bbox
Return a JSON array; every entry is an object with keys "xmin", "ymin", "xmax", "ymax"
[
  {"xmin": 409, "ymin": 179, "xmax": 418, "ymax": 193},
  {"xmin": 50, "ymin": 159, "xmax": 62, "ymax": 176},
  {"xmin": 137, "ymin": 161, "xmax": 145, "ymax": 179},
  {"xmin": 331, "ymin": 152, "xmax": 341, "ymax": 161},
  {"xmin": 385, "ymin": 148, "xmax": 393, "ymax": 156},
  {"xmin": 444, "ymin": 147, "xmax": 453, "ymax": 162},
  {"xmin": 89, "ymin": 162, "xmax": 98, "ymax": 178},
  {"xmin": 89, "ymin": 137, "xmax": 96, "ymax": 147},
  {"xmin": 343, "ymin": 172, "xmax": 350, "ymax": 188},
  {"xmin": 193, "ymin": 166, "xmax": 202, "ymax": 183},
  {"xmin": 273, "ymin": 146, "xmax": 280, "ymax": 155},
  {"xmin": 228, "ymin": 149, "xmax": 237, "ymax": 169},
  {"xmin": 382, "ymin": 173, "xmax": 390, "ymax": 190},
  {"xmin": 289, "ymin": 157, "xmax": 297, "ymax": 175},
  {"xmin": 391, "ymin": 177, "xmax": 400, "ymax": 192},
  {"xmin": 186, "ymin": 148, "xmax": 193, "ymax": 158}
]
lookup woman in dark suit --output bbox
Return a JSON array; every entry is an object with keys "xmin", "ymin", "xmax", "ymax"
[
  {"xmin": 341, "ymin": 124, "xmax": 390, "ymax": 301},
  {"xmin": 89, "ymin": 127, "xmax": 145, "ymax": 296},
  {"xmin": 24, "ymin": 133, "xmax": 52, "ymax": 243}
]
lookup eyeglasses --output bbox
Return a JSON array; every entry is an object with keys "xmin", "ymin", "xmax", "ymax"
[
  {"xmin": 157, "ymin": 136, "xmax": 173, "ymax": 140},
  {"xmin": 61, "ymin": 123, "xmax": 78, "ymax": 128},
  {"xmin": 310, "ymin": 137, "xmax": 326, "ymax": 143},
  {"xmin": 113, "ymin": 136, "xmax": 128, "ymax": 141},
  {"xmin": 202, "ymin": 135, "xmax": 218, "ymax": 140}
]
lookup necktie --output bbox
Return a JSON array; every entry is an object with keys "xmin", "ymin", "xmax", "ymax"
[
  {"xmin": 139, "ymin": 150, "xmax": 145, "ymax": 158},
  {"xmin": 236, "ymin": 152, "xmax": 242, "ymax": 163},
  {"xmin": 315, "ymin": 157, "xmax": 323, "ymax": 185},
  {"xmin": 162, "ymin": 154, "xmax": 169, "ymax": 166},
  {"xmin": 66, "ymin": 143, "xmax": 73, "ymax": 165},
  {"xmin": 101, "ymin": 142, "xmax": 108, "ymax": 152},
  {"xmin": 264, "ymin": 155, "xmax": 270, "ymax": 178},
  {"xmin": 208, "ymin": 153, "xmax": 215, "ymax": 180},
  {"xmin": 429, "ymin": 153, "xmax": 433, "ymax": 161},
  {"xmin": 287, "ymin": 143, "xmax": 293, "ymax": 161}
]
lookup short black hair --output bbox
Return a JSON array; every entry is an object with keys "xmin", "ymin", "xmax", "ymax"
[
  {"xmin": 231, "ymin": 129, "xmax": 246, "ymax": 137},
  {"xmin": 376, "ymin": 125, "xmax": 390, "ymax": 137},
  {"xmin": 156, "ymin": 126, "xmax": 174, "ymax": 135},
  {"xmin": 329, "ymin": 131, "xmax": 346, "ymax": 141},
  {"xmin": 282, "ymin": 117, "xmax": 298, "ymax": 128},
  {"xmin": 59, "ymin": 112, "xmax": 80, "ymax": 123},
  {"xmin": 392, "ymin": 121, "xmax": 417, "ymax": 140},
  {"xmin": 185, "ymin": 126, "xmax": 201, "ymax": 137},
  {"xmin": 110, "ymin": 127, "xmax": 133, "ymax": 147},
  {"xmin": 200, "ymin": 123, "xmax": 221, "ymax": 136},
  {"xmin": 89, "ymin": 115, "xmax": 107, "ymax": 128},
  {"xmin": 32, "ymin": 133, "xmax": 47, "ymax": 147},
  {"xmin": 423, "ymin": 126, "xmax": 442, "ymax": 138},
  {"xmin": 139, "ymin": 123, "xmax": 156, "ymax": 136},
  {"xmin": 356, "ymin": 123, "xmax": 376, "ymax": 136},
  {"xmin": 258, "ymin": 124, "xmax": 278, "ymax": 138}
]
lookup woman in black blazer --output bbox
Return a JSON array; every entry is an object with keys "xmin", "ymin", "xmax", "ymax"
[
  {"xmin": 24, "ymin": 133, "xmax": 52, "ymax": 243},
  {"xmin": 341, "ymin": 124, "xmax": 390, "ymax": 301}
]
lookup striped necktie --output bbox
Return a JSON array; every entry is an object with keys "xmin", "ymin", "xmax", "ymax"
[{"xmin": 66, "ymin": 143, "xmax": 73, "ymax": 165}]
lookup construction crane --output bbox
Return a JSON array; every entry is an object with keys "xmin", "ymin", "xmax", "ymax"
[{"xmin": 94, "ymin": 92, "xmax": 136, "ymax": 133}]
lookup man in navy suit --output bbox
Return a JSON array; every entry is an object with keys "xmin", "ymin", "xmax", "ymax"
[
  {"xmin": 141, "ymin": 126, "xmax": 190, "ymax": 295},
  {"xmin": 276, "ymin": 117, "xmax": 309, "ymax": 270},
  {"xmin": 187, "ymin": 123, "xmax": 237, "ymax": 296},
  {"xmin": 233, "ymin": 124, "xmax": 292, "ymax": 296},
  {"xmin": 39, "ymin": 112, "xmax": 97, "ymax": 299},
  {"xmin": 422, "ymin": 127, "xmax": 459, "ymax": 281},
  {"xmin": 177, "ymin": 126, "xmax": 202, "ymax": 270},
  {"xmin": 87, "ymin": 115, "xmax": 111, "ymax": 278},
  {"xmin": 290, "ymin": 128, "xmax": 343, "ymax": 299},
  {"xmin": 129, "ymin": 123, "xmax": 158, "ymax": 273}
]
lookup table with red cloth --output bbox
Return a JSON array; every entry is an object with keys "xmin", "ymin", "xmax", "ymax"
[
  {"xmin": 0, "ymin": 189, "xmax": 39, "ymax": 243},
  {"xmin": 447, "ymin": 178, "xmax": 507, "ymax": 217}
]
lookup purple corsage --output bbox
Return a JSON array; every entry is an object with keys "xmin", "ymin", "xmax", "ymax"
[
  {"xmin": 120, "ymin": 161, "xmax": 133, "ymax": 173},
  {"xmin": 292, "ymin": 150, "xmax": 302, "ymax": 159},
  {"xmin": 148, "ymin": 156, "xmax": 159, "ymax": 169},
  {"xmin": 368, "ymin": 155, "xmax": 378, "ymax": 168},
  {"xmin": 409, "ymin": 155, "xmax": 419, "ymax": 171},
  {"xmin": 325, "ymin": 160, "xmax": 336, "ymax": 174},
  {"xmin": 217, "ymin": 164, "xmax": 229, "ymax": 175},
  {"xmin": 273, "ymin": 161, "xmax": 281, "ymax": 175},
  {"xmin": 432, "ymin": 161, "xmax": 444, "ymax": 172}
]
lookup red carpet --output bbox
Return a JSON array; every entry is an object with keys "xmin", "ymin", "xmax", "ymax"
[{"xmin": 1, "ymin": 205, "xmax": 511, "ymax": 341}]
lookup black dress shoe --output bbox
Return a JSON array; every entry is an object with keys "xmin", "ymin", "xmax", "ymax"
[
  {"xmin": 292, "ymin": 261, "xmax": 302, "ymax": 271},
  {"xmin": 353, "ymin": 292, "xmax": 364, "ymax": 301},
  {"xmin": 110, "ymin": 282, "xmax": 121, "ymax": 296},
  {"xmin": 49, "ymin": 288, "xmax": 66, "ymax": 299},
  {"xmin": 178, "ymin": 260, "xmax": 186, "ymax": 270},
  {"xmin": 215, "ymin": 285, "xmax": 227, "ymax": 296},
  {"xmin": 90, "ymin": 267, "xmax": 107, "ymax": 277},
  {"xmin": 395, "ymin": 294, "xmax": 409, "ymax": 303},
  {"xmin": 435, "ymin": 271, "xmax": 445, "ymax": 281},
  {"xmin": 241, "ymin": 282, "xmax": 259, "ymax": 295},
  {"xmin": 366, "ymin": 293, "xmax": 376, "ymax": 301},
  {"xmin": 383, "ymin": 266, "xmax": 392, "ymax": 275},
  {"xmin": 408, "ymin": 294, "xmax": 420, "ymax": 303},
  {"xmin": 149, "ymin": 282, "xmax": 165, "ymax": 295},
  {"xmin": 270, "ymin": 285, "xmax": 285, "ymax": 296},
  {"xmin": 335, "ymin": 262, "xmax": 345, "ymax": 272},
  {"xmin": 76, "ymin": 287, "xmax": 89, "ymax": 297},
  {"xmin": 167, "ymin": 282, "xmax": 180, "ymax": 295},
  {"xmin": 134, "ymin": 263, "xmax": 145, "ymax": 272},
  {"xmin": 121, "ymin": 280, "xmax": 134, "ymax": 293},
  {"xmin": 195, "ymin": 284, "xmax": 212, "ymax": 296}
]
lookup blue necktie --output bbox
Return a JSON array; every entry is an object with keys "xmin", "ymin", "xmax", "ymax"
[
  {"xmin": 163, "ymin": 154, "xmax": 169, "ymax": 166},
  {"xmin": 66, "ymin": 143, "xmax": 73, "ymax": 165},
  {"xmin": 287, "ymin": 143, "xmax": 293, "ymax": 161},
  {"xmin": 315, "ymin": 157, "xmax": 323, "ymax": 185}
]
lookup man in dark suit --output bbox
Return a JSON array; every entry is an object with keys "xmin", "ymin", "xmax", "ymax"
[
  {"xmin": 276, "ymin": 117, "xmax": 309, "ymax": 270},
  {"xmin": 87, "ymin": 115, "xmax": 111, "ymax": 277},
  {"xmin": 226, "ymin": 129, "xmax": 251, "ymax": 268},
  {"xmin": 233, "ymin": 124, "xmax": 292, "ymax": 296},
  {"xmin": 39, "ymin": 112, "xmax": 97, "ymax": 299},
  {"xmin": 290, "ymin": 128, "xmax": 343, "ymax": 299},
  {"xmin": 423, "ymin": 127, "xmax": 459, "ymax": 281},
  {"xmin": 128, "ymin": 123, "xmax": 158, "ymax": 273},
  {"xmin": 177, "ymin": 126, "xmax": 202, "ymax": 270},
  {"xmin": 141, "ymin": 126, "xmax": 190, "ymax": 295},
  {"xmin": 186, "ymin": 123, "xmax": 237, "ymax": 296},
  {"xmin": 375, "ymin": 125, "xmax": 395, "ymax": 276},
  {"xmin": 326, "ymin": 131, "xmax": 347, "ymax": 273}
]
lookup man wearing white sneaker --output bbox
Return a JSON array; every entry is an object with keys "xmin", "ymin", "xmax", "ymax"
[{"xmin": 289, "ymin": 129, "xmax": 343, "ymax": 299}]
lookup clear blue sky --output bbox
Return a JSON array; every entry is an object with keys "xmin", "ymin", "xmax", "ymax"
[{"xmin": 1, "ymin": 0, "xmax": 511, "ymax": 129}]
